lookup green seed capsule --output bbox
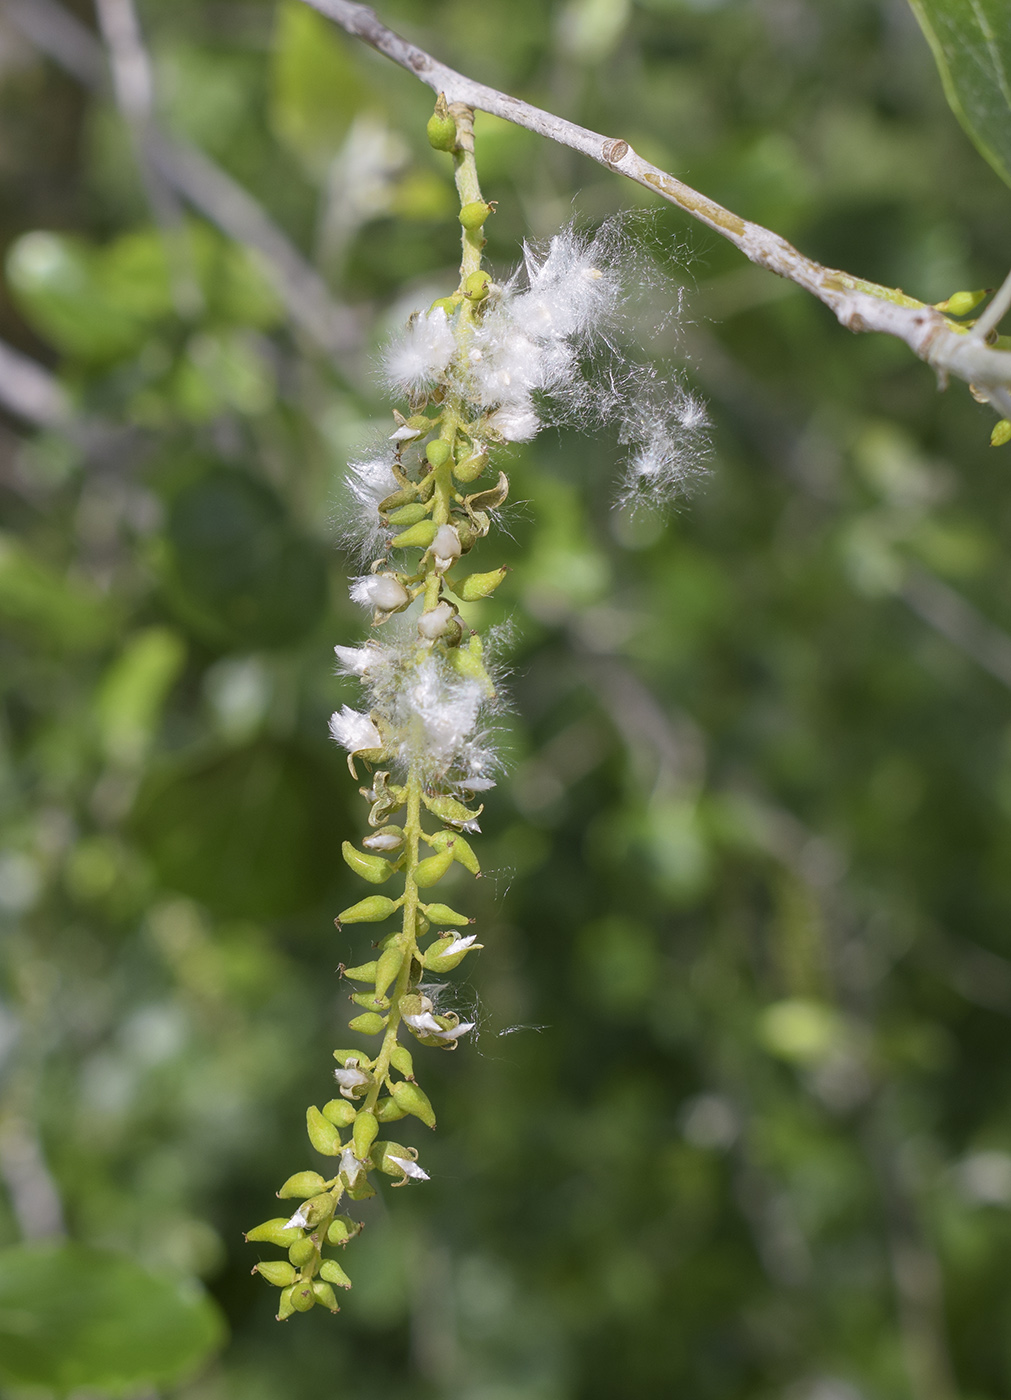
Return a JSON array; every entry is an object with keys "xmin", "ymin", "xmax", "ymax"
[
  {"xmin": 390, "ymin": 1078, "xmax": 437, "ymax": 1128},
  {"xmin": 387, "ymin": 502, "xmax": 431, "ymax": 526},
  {"xmin": 307, "ymin": 1105, "xmax": 342, "ymax": 1156},
  {"xmin": 342, "ymin": 844, "xmax": 397, "ymax": 885},
  {"xmin": 254, "ymin": 1260, "xmax": 297, "ymax": 1288},
  {"xmin": 343, "ymin": 960, "xmax": 379, "ymax": 983},
  {"xmin": 376, "ymin": 1096, "xmax": 408, "ymax": 1122},
  {"xmin": 459, "ymin": 201, "xmax": 492, "ymax": 230},
  {"xmin": 463, "ymin": 270, "xmax": 491, "ymax": 301},
  {"xmin": 420, "ymin": 902, "xmax": 471, "ymax": 926},
  {"xmin": 414, "ymin": 846, "xmax": 456, "ymax": 888},
  {"xmin": 276, "ymin": 1285, "xmax": 296, "ymax": 1321},
  {"xmin": 298, "ymin": 1193, "xmax": 338, "ymax": 1229},
  {"xmin": 326, "ymin": 1214, "xmax": 362, "ymax": 1246},
  {"xmin": 288, "ymin": 1237, "xmax": 316, "ymax": 1268},
  {"xmin": 389, "ymin": 1044, "xmax": 415, "ymax": 1078},
  {"xmin": 393, "ymin": 519, "xmax": 440, "ymax": 549},
  {"xmin": 992, "ymin": 419, "xmax": 1011, "ymax": 447},
  {"xmin": 337, "ymin": 895, "xmax": 398, "ymax": 924},
  {"xmin": 290, "ymin": 1283, "xmax": 316, "ymax": 1313},
  {"xmin": 349, "ymin": 1012, "xmax": 387, "ymax": 1035},
  {"xmin": 322, "ymin": 1098, "xmax": 357, "ymax": 1127},
  {"xmin": 319, "ymin": 1258, "xmax": 353, "ymax": 1288},
  {"xmin": 457, "ymin": 567, "xmax": 507, "ymax": 602},
  {"xmin": 353, "ymin": 1109, "xmax": 379, "ymax": 1160},
  {"xmin": 426, "ymin": 439, "xmax": 453, "ymax": 469},
  {"xmin": 313, "ymin": 1280, "xmax": 340, "ymax": 1312},
  {"xmin": 374, "ymin": 946, "xmax": 403, "ymax": 1002},
  {"xmin": 277, "ymin": 1171, "xmax": 327, "ymax": 1200},
  {"xmin": 427, "ymin": 110, "xmax": 457, "ymax": 151},
  {"xmin": 426, "ymin": 830, "xmax": 480, "ymax": 875},
  {"xmin": 453, "ymin": 451, "xmax": 487, "ymax": 483},
  {"xmin": 333, "ymin": 1049, "xmax": 372, "ymax": 1067},
  {"xmin": 423, "ymin": 792, "xmax": 483, "ymax": 827},
  {"xmin": 245, "ymin": 1217, "xmax": 303, "ymax": 1247}
]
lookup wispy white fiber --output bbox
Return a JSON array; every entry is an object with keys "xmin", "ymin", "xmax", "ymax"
[
  {"xmin": 384, "ymin": 306, "xmax": 456, "ymax": 396},
  {"xmin": 340, "ymin": 448, "xmax": 399, "ymax": 564},
  {"xmin": 330, "ymin": 631, "xmax": 500, "ymax": 792}
]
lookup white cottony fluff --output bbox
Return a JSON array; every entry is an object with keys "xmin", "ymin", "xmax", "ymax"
[
  {"xmin": 404, "ymin": 1009, "xmax": 445, "ymax": 1036},
  {"xmin": 329, "ymin": 706, "xmax": 382, "ymax": 754},
  {"xmin": 389, "ymin": 1155, "xmax": 430, "ymax": 1181},
  {"xmin": 340, "ymin": 449, "xmax": 399, "ymax": 564},
  {"xmin": 442, "ymin": 934, "xmax": 478, "ymax": 958},
  {"xmin": 350, "ymin": 574, "xmax": 411, "ymax": 612},
  {"xmin": 435, "ymin": 1020, "xmax": 475, "ymax": 1042},
  {"xmin": 384, "ymin": 306, "xmax": 456, "ymax": 396},
  {"xmin": 331, "ymin": 632, "xmax": 500, "ymax": 790}
]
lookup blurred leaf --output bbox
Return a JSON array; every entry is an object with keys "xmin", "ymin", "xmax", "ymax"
[
  {"xmin": 908, "ymin": 0, "xmax": 1011, "ymax": 186},
  {"xmin": 0, "ymin": 534, "xmax": 116, "ymax": 651},
  {"xmin": 7, "ymin": 226, "xmax": 281, "ymax": 364},
  {"xmin": 158, "ymin": 468, "xmax": 328, "ymax": 651},
  {"xmin": 270, "ymin": 1, "xmax": 367, "ymax": 177},
  {"xmin": 0, "ymin": 1243, "xmax": 225, "ymax": 1395},
  {"xmin": 131, "ymin": 739, "xmax": 341, "ymax": 917},
  {"xmin": 96, "ymin": 627, "xmax": 187, "ymax": 765}
]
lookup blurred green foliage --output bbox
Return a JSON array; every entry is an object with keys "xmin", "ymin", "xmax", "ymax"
[{"xmin": 0, "ymin": 1, "xmax": 1011, "ymax": 1398}]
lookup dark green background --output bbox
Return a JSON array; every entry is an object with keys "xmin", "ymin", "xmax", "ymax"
[{"xmin": 1, "ymin": 1, "xmax": 1010, "ymax": 1396}]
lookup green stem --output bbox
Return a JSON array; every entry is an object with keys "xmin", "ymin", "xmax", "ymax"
[{"xmin": 364, "ymin": 772, "xmax": 423, "ymax": 1111}]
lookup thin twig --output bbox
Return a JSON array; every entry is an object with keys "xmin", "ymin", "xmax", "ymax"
[
  {"xmin": 3, "ymin": 0, "xmax": 359, "ymax": 359},
  {"xmin": 0, "ymin": 339, "xmax": 70, "ymax": 427},
  {"xmin": 302, "ymin": 0, "xmax": 1011, "ymax": 421}
]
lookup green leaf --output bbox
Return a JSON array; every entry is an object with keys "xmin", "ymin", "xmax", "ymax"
[
  {"xmin": 908, "ymin": 0, "xmax": 1011, "ymax": 187},
  {"xmin": 0, "ymin": 1243, "xmax": 225, "ymax": 1396}
]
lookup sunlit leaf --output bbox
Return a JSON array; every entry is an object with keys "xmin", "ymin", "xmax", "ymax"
[
  {"xmin": 908, "ymin": 0, "xmax": 1011, "ymax": 186},
  {"xmin": 0, "ymin": 1244, "xmax": 225, "ymax": 1396}
]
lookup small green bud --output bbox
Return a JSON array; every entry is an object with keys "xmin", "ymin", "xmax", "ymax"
[
  {"xmin": 389, "ymin": 1043, "xmax": 415, "ymax": 1078},
  {"xmin": 351, "ymin": 991, "xmax": 386, "ymax": 1011},
  {"xmin": 342, "ymin": 843, "xmax": 396, "ymax": 886},
  {"xmin": 992, "ymin": 419, "xmax": 1011, "ymax": 447},
  {"xmin": 393, "ymin": 519, "xmax": 440, "ymax": 549},
  {"xmin": 326, "ymin": 1214, "xmax": 362, "ymax": 1246},
  {"xmin": 453, "ymin": 451, "xmax": 487, "ymax": 483},
  {"xmin": 415, "ymin": 846, "xmax": 456, "ymax": 888},
  {"xmin": 387, "ymin": 502, "xmax": 431, "ymax": 526},
  {"xmin": 422, "ymin": 108, "xmax": 453, "ymax": 151},
  {"xmin": 423, "ymin": 791, "xmax": 483, "ymax": 827},
  {"xmin": 320, "ymin": 1257, "xmax": 353, "ymax": 1288},
  {"xmin": 337, "ymin": 895, "xmax": 398, "ymax": 924},
  {"xmin": 934, "ymin": 288, "xmax": 990, "ymax": 315},
  {"xmin": 276, "ymin": 1285, "xmax": 296, "ymax": 1321},
  {"xmin": 353, "ymin": 1109, "xmax": 379, "ymax": 1160},
  {"xmin": 277, "ymin": 1171, "xmax": 327, "ymax": 1200},
  {"xmin": 390, "ymin": 1078, "xmax": 437, "ymax": 1128},
  {"xmin": 312, "ymin": 1280, "xmax": 340, "ymax": 1312},
  {"xmin": 456, "ymin": 566, "xmax": 507, "ymax": 602},
  {"xmin": 463, "ymin": 270, "xmax": 491, "ymax": 301},
  {"xmin": 420, "ymin": 901, "xmax": 471, "ymax": 926},
  {"xmin": 376, "ymin": 1095, "xmax": 408, "ymax": 1122},
  {"xmin": 245, "ymin": 1217, "xmax": 303, "ymax": 1247},
  {"xmin": 459, "ymin": 201, "xmax": 492, "ymax": 230},
  {"xmin": 349, "ymin": 1012, "xmax": 387, "ymax": 1035},
  {"xmin": 288, "ymin": 1237, "xmax": 316, "ymax": 1268},
  {"xmin": 374, "ymin": 946, "xmax": 403, "ymax": 1001},
  {"xmin": 254, "ymin": 1260, "xmax": 297, "ymax": 1288},
  {"xmin": 322, "ymin": 1098, "xmax": 357, "ymax": 1127},
  {"xmin": 290, "ymin": 1283, "xmax": 316, "ymax": 1313},
  {"xmin": 307, "ymin": 1105, "xmax": 342, "ymax": 1156},
  {"xmin": 426, "ymin": 439, "xmax": 453, "ymax": 469}
]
